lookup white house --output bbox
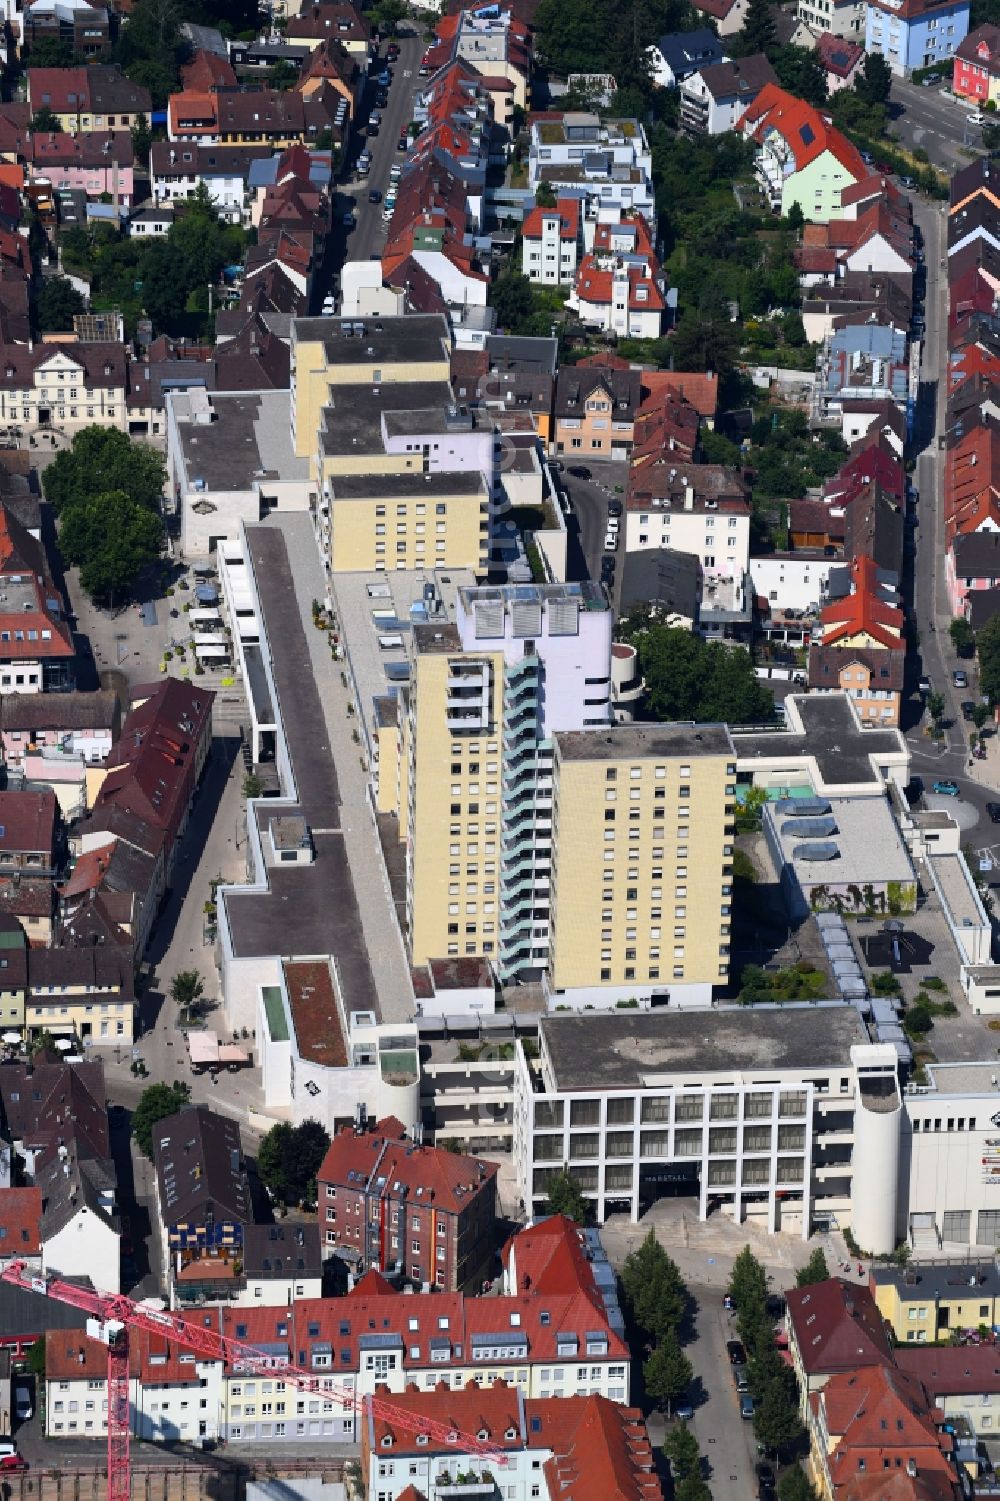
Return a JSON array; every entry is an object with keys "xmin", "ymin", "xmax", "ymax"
[
  {"xmin": 45, "ymin": 1328, "xmax": 224, "ymax": 1443},
  {"xmin": 647, "ymin": 27, "xmax": 725, "ymax": 87},
  {"xmin": 750, "ymin": 552, "xmax": 846, "ymax": 613},
  {"xmin": 520, "ymin": 198, "xmax": 582, "ymax": 286},
  {"xmin": 624, "ymin": 489, "xmax": 752, "ymax": 581},
  {"xmin": 680, "ymin": 54, "xmax": 777, "ymax": 134},
  {"xmin": 527, "ymin": 114, "xmax": 655, "ymax": 218}
]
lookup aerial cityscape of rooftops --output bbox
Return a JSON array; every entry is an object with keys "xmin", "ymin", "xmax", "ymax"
[{"xmin": 4, "ymin": 0, "xmax": 1000, "ymax": 1497}]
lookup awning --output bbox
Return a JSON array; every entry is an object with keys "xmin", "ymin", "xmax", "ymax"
[
  {"xmin": 188, "ymin": 1031, "xmax": 251, "ymax": 1065},
  {"xmin": 191, "ymin": 631, "xmax": 228, "ymax": 645},
  {"xmin": 195, "ymin": 643, "xmax": 229, "ymax": 659},
  {"xmin": 189, "ymin": 608, "xmax": 224, "ymax": 622}
]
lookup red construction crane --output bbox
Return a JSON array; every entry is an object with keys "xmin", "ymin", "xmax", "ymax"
[{"xmin": 1, "ymin": 1259, "xmax": 511, "ymax": 1501}]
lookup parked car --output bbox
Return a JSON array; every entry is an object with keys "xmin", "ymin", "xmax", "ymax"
[
  {"xmin": 343, "ymin": 211, "xmax": 356, "ymax": 229},
  {"xmin": 971, "ymin": 111, "xmax": 987, "ymax": 124},
  {"xmin": 608, "ymin": 498, "xmax": 623, "ymax": 517},
  {"xmin": 569, "ymin": 465, "xmax": 591, "ymax": 478},
  {"xmin": 860, "ymin": 149, "xmax": 874, "ymax": 164},
  {"xmin": 953, "ymin": 668, "xmax": 969, "ymax": 687},
  {"xmin": 931, "ymin": 780, "xmax": 960, "ymax": 797},
  {"xmin": 726, "ymin": 1340, "xmax": 746, "ymax": 1365},
  {"xmin": 675, "ymin": 1401, "xmax": 695, "ymax": 1421},
  {"xmin": 961, "ymin": 700, "xmax": 976, "ymax": 721},
  {"xmin": 603, "ymin": 532, "xmax": 618, "ymax": 552},
  {"xmin": 740, "ymin": 1395, "xmax": 755, "ymax": 1420},
  {"xmin": 322, "ymin": 293, "xmax": 335, "ymax": 314},
  {"xmin": 368, "ymin": 189, "xmax": 382, "ymax": 203},
  {"xmin": 600, "ymin": 557, "xmax": 616, "ymax": 583},
  {"xmin": 0, "ymin": 1456, "xmax": 27, "ymax": 1473},
  {"xmin": 988, "ymin": 803, "xmax": 1000, "ymax": 823},
  {"xmin": 900, "ymin": 175, "xmax": 917, "ymax": 189},
  {"xmin": 875, "ymin": 160, "xmax": 894, "ymax": 174},
  {"xmin": 723, "ymin": 1293, "xmax": 734, "ymax": 1311},
  {"xmin": 398, "ymin": 135, "xmax": 408, "ymax": 150},
  {"xmin": 14, "ymin": 1382, "xmax": 32, "ymax": 1422},
  {"xmin": 918, "ymin": 675, "xmax": 931, "ymax": 695},
  {"xmin": 921, "ymin": 72, "xmax": 941, "ymax": 85},
  {"xmin": 733, "ymin": 1364, "xmax": 750, "ymax": 1394}
]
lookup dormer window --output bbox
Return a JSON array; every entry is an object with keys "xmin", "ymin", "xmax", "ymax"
[
  {"xmin": 380, "ymin": 1435, "xmax": 393, "ymax": 1448},
  {"xmin": 478, "ymin": 1429, "xmax": 489, "ymax": 1441}
]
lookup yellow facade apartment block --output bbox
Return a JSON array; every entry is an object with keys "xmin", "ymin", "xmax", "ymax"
[
  {"xmin": 328, "ymin": 472, "xmax": 490, "ymax": 575},
  {"xmin": 404, "ymin": 623, "xmax": 504, "ymax": 968},
  {"xmin": 290, "ymin": 314, "xmax": 452, "ymax": 461},
  {"xmin": 547, "ymin": 724, "xmax": 736, "ymax": 995}
]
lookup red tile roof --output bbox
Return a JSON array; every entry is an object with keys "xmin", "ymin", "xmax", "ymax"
[
  {"xmin": 96, "ymin": 678, "xmax": 214, "ymax": 848},
  {"xmin": 821, "ymin": 555, "xmax": 904, "ymax": 647},
  {"xmin": 785, "ymin": 1278, "xmax": 894, "ymax": 1377},
  {"xmin": 0, "ymin": 1186, "xmax": 42, "ymax": 1254},
  {"xmin": 318, "ymin": 1128, "xmax": 498, "ymax": 1216},
  {"xmin": 739, "ymin": 83, "xmax": 869, "ymax": 182},
  {"xmin": 522, "ymin": 198, "xmax": 580, "ymax": 242},
  {"xmin": 640, "ymin": 370, "xmax": 719, "ymax": 420},
  {"xmin": 0, "ymin": 789, "xmax": 57, "ymax": 856},
  {"xmin": 815, "ymin": 32, "xmax": 864, "ymax": 77},
  {"xmin": 897, "ymin": 1344, "xmax": 1000, "ymax": 1396},
  {"xmin": 180, "ymin": 49, "xmax": 237, "ymax": 90},
  {"xmin": 818, "ymin": 1364, "xmax": 953, "ymax": 1490}
]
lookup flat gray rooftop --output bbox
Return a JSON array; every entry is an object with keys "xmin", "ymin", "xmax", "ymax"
[
  {"xmin": 540, "ymin": 1006, "xmax": 867, "ymax": 1091},
  {"xmin": 555, "ymin": 723, "xmax": 734, "ymax": 761},
  {"xmin": 173, "ymin": 389, "xmax": 309, "ymax": 493},
  {"xmin": 331, "ymin": 471, "xmax": 487, "ymax": 500},
  {"xmin": 732, "ymin": 694, "xmax": 905, "ymax": 788},
  {"xmin": 293, "ymin": 313, "xmax": 449, "ymax": 365},
  {"xmin": 319, "ymin": 381, "xmax": 456, "ymax": 456},
  {"xmin": 223, "ymin": 527, "xmax": 379, "ymax": 1014}
]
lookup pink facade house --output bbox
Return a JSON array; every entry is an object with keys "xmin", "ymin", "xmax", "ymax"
[
  {"xmin": 947, "ymin": 528, "xmax": 1000, "ymax": 617},
  {"xmin": 0, "ymin": 690, "xmax": 119, "ymax": 770},
  {"xmin": 25, "ymin": 131, "xmax": 135, "ymax": 205}
]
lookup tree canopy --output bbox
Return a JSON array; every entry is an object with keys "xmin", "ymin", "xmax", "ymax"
[
  {"xmin": 796, "ymin": 1247, "xmax": 831, "ymax": 1286},
  {"xmin": 59, "ymin": 490, "xmax": 164, "ymax": 605},
  {"xmin": 617, "ymin": 613, "xmax": 775, "ymax": 724},
  {"xmin": 544, "ymin": 1167, "xmax": 590, "ymax": 1223},
  {"xmin": 663, "ymin": 1423, "xmax": 701, "ymax": 1482},
  {"xmin": 621, "ymin": 1229, "xmax": 689, "ymax": 1340},
  {"xmin": 979, "ymin": 615, "xmax": 1000, "ymax": 706},
  {"xmin": 644, "ymin": 1330, "xmax": 693, "ymax": 1414},
  {"xmin": 36, "ymin": 276, "xmax": 85, "ymax": 333},
  {"xmin": 533, "ymin": 0, "xmax": 699, "ymax": 92},
  {"xmin": 44, "ymin": 427, "xmax": 165, "ymax": 515},
  {"xmin": 133, "ymin": 1081, "xmax": 191, "ymax": 1158},
  {"xmin": 257, "ymin": 1119, "xmax": 331, "ymax": 1206}
]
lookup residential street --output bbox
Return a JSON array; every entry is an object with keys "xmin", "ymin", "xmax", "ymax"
[{"xmin": 890, "ymin": 77, "xmax": 986, "ymax": 172}]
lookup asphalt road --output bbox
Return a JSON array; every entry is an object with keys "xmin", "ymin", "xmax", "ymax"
[
  {"xmin": 646, "ymin": 1285, "xmax": 757, "ymax": 1501},
  {"xmin": 318, "ymin": 29, "xmax": 426, "ymax": 294},
  {"xmin": 889, "ymin": 76, "xmax": 986, "ymax": 172},
  {"xmin": 909, "ymin": 195, "xmax": 1000, "ymax": 860},
  {"xmin": 558, "ymin": 460, "xmax": 630, "ymax": 585}
]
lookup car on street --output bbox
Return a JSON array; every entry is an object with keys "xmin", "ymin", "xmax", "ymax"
[
  {"xmin": 931, "ymin": 780, "xmax": 960, "ymax": 797},
  {"xmin": 900, "ymin": 175, "xmax": 917, "ymax": 189},
  {"xmin": 322, "ymin": 293, "xmax": 335, "ymax": 314},
  {"xmin": 953, "ymin": 668, "xmax": 969, "ymax": 687},
  {"xmin": 733, "ymin": 1364, "xmax": 750, "ymax": 1394},
  {"xmin": 375, "ymin": 69, "xmax": 392, "ymax": 85},
  {"xmin": 569, "ymin": 465, "xmax": 591, "ymax": 478},
  {"xmin": 367, "ymin": 120, "xmax": 380, "ymax": 136},
  {"xmin": 608, "ymin": 498, "xmax": 623, "ymax": 517},
  {"xmin": 723, "ymin": 1293, "xmax": 734, "ymax": 1310},
  {"xmin": 971, "ymin": 111, "xmax": 986, "ymax": 124},
  {"xmin": 398, "ymin": 135, "xmax": 408, "ymax": 150},
  {"xmin": 387, "ymin": 42, "xmax": 400, "ymax": 58},
  {"xmin": 675, "ymin": 1400, "xmax": 695, "ymax": 1420},
  {"xmin": 961, "ymin": 700, "xmax": 976, "ymax": 720},
  {"xmin": 600, "ymin": 557, "xmax": 615, "ymax": 582},
  {"xmin": 740, "ymin": 1395, "xmax": 755, "ymax": 1420},
  {"xmin": 0, "ymin": 1456, "xmax": 27, "ymax": 1473},
  {"xmin": 860, "ymin": 149, "xmax": 874, "ymax": 164},
  {"xmin": 603, "ymin": 532, "xmax": 617, "ymax": 551},
  {"xmin": 875, "ymin": 160, "xmax": 894, "ymax": 174},
  {"xmin": 343, "ymin": 211, "xmax": 355, "ymax": 228},
  {"xmin": 921, "ymin": 72, "xmax": 940, "ymax": 84},
  {"xmin": 375, "ymin": 91, "xmax": 389, "ymax": 108},
  {"xmin": 988, "ymin": 802, "xmax": 1000, "ymax": 823},
  {"xmin": 726, "ymin": 1340, "xmax": 746, "ymax": 1364},
  {"xmin": 14, "ymin": 1381, "xmax": 33, "ymax": 1422},
  {"xmin": 368, "ymin": 189, "xmax": 382, "ymax": 203},
  {"xmin": 918, "ymin": 675, "xmax": 931, "ymax": 695}
]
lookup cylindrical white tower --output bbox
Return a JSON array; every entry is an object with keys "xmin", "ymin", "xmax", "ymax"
[{"xmin": 850, "ymin": 1043, "xmax": 902, "ymax": 1256}]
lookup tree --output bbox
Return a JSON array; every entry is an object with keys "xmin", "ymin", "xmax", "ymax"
[
  {"xmin": 534, "ymin": 181, "xmax": 557, "ymax": 208},
  {"xmin": 753, "ymin": 1373, "xmax": 804, "ymax": 1455},
  {"xmin": 616, "ymin": 614, "xmax": 774, "ymax": 724},
  {"xmin": 31, "ymin": 105, "xmax": 60, "ymax": 134},
  {"xmin": 131, "ymin": 113, "xmax": 152, "ymax": 168},
  {"xmin": 905, "ymin": 1002, "xmax": 933, "ymax": 1037},
  {"xmin": 728, "ymin": 1245, "xmax": 768, "ymax": 1313},
  {"xmin": 778, "ymin": 1468, "xmax": 818, "ymax": 1501},
  {"xmin": 856, "ymin": 49, "xmax": 892, "ymax": 105},
  {"xmin": 950, "ymin": 615, "xmax": 975, "ymax": 657},
  {"xmin": 243, "ymin": 772, "xmax": 264, "ymax": 799},
  {"xmin": 675, "ymin": 1475, "xmax": 713, "ymax": 1501},
  {"xmin": 36, "ymin": 276, "xmax": 84, "ymax": 333},
  {"xmin": 774, "ymin": 44, "xmax": 828, "ymax": 106},
  {"xmin": 926, "ymin": 692, "xmax": 945, "ymax": 724},
  {"xmin": 132, "ymin": 1081, "xmax": 190, "ymax": 1158},
  {"xmin": 59, "ymin": 490, "xmax": 164, "ymax": 605},
  {"xmin": 735, "ymin": 0, "xmax": 777, "ymax": 55},
  {"xmin": 644, "ymin": 1331, "xmax": 693, "ymax": 1415},
  {"xmin": 27, "ymin": 1337, "xmax": 46, "ymax": 1378},
  {"xmin": 545, "ymin": 1167, "xmax": 589, "ymax": 1223},
  {"xmin": 663, "ymin": 1422, "xmax": 701, "ymax": 1482},
  {"xmin": 489, "ymin": 268, "xmax": 534, "ymax": 333},
  {"xmin": 170, "ymin": 969, "xmax": 205, "ymax": 1023},
  {"xmin": 27, "ymin": 36, "xmax": 75, "ymax": 67},
  {"xmin": 796, "ymin": 1247, "xmax": 830, "ymax": 1287},
  {"xmin": 979, "ymin": 614, "xmax": 1000, "ymax": 706},
  {"xmin": 44, "ymin": 427, "xmax": 165, "ymax": 514},
  {"xmin": 257, "ymin": 1119, "xmax": 330, "ymax": 1205},
  {"xmin": 621, "ymin": 1230, "xmax": 689, "ymax": 1338},
  {"xmin": 671, "ymin": 298, "xmax": 740, "ymax": 375},
  {"xmin": 785, "ymin": 201, "xmax": 804, "ymax": 234}
]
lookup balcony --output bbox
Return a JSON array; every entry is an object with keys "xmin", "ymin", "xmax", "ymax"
[{"xmin": 436, "ymin": 1473, "xmax": 497, "ymax": 1498}]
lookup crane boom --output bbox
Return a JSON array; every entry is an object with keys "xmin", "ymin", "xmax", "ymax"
[{"xmin": 1, "ymin": 1260, "xmax": 511, "ymax": 1465}]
